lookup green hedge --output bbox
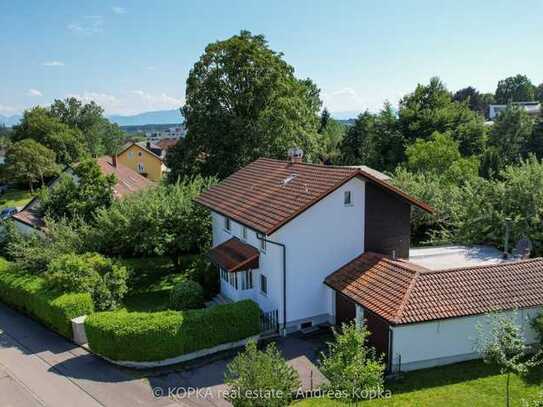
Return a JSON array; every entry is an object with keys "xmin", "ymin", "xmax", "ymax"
[
  {"xmin": 0, "ymin": 262, "xmax": 94, "ymax": 338},
  {"xmin": 85, "ymin": 299, "xmax": 261, "ymax": 362}
]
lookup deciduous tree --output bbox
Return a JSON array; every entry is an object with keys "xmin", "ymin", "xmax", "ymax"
[
  {"xmin": 495, "ymin": 74, "xmax": 536, "ymax": 104},
  {"xmin": 180, "ymin": 30, "xmax": 322, "ymax": 179}
]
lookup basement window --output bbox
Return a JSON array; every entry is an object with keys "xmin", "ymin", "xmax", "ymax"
[{"xmin": 344, "ymin": 190, "xmax": 352, "ymax": 206}]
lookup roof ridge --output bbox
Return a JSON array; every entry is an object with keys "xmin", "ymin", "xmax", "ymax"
[
  {"xmin": 257, "ymin": 157, "xmax": 358, "ymax": 171},
  {"xmin": 394, "ymin": 268, "xmax": 421, "ymax": 324}
]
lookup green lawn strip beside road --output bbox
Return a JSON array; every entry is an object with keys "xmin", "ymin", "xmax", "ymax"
[
  {"xmin": 0, "ymin": 188, "xmax": 33, "ymax": 210},
  {"xmin": 295, "ymin": 360, "xmax": 543, "ymax": 406}
]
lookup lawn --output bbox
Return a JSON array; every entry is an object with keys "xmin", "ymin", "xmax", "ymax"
[
  {"xmin": 0, "ymin": 188, "xmax": 33, "ymax": 210},
  {"xmin": 295, "ymin": 360, "xmax": 543, "ymax": 406},
  {"xmin": 119, "ymin": 256, "xmax": 192, "ymax": 312}
]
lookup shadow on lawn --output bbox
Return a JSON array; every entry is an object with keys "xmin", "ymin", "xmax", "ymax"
[{"xmin": 388, "ymin": 359, "xmax": 543, "ymax": 395}]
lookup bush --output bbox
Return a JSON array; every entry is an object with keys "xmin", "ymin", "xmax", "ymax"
[
  {"xmin": 0, "ymin": 262, "xmax": 94, "ymax": 338},
  {"xmin": 182, "ymin": 255, "xmax": 219, "ymax": 300},
  {"xmin": 85, "ymin": 299, "xmax": 260, "ymax": 362},
  {"xmin": 170, "ymin": 279, "xmax": 204, "ymax": 310},
  {"xmin": 225, "ymin": 340, "xmax": 300, "ymax": 407},
  {"xmin": 320, "ymin": 322, "xmax": 385, "ymax": 402},
  {"xmin": 46, "ymin": 253, "xmax": 128, "ymax": 311}
]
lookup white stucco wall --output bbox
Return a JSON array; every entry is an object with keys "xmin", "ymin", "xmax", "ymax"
[
  {"xmin": 274, "ymin": 177, "xmax": 365, "ymax": 326},
  {"xmin": 210, "ymin": 177, "xmax": 365, "ymax": 329},
  {"xmin": 391, "ymin": 307, "xmax": 542, "ymax": 371}
]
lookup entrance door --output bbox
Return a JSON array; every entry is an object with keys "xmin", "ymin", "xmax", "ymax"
[
  {"xmin": 365, "ymin": 310, "xmax": 390, "ymax": 359},
  {"xmin": 335, "ymin": 292, "xmax": 356, "ymax": 325}
]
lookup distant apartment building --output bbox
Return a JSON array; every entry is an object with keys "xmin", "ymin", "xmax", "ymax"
[
  {"xmin": 145, "ymin": 126, "xmax": 186, "ymax": 143},
  {"xmin": 488, "ymin": 101, "xmax": 541, "ymax": 120}
]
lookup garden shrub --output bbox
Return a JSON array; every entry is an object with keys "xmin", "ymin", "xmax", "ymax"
[
  {"xmin": 225, "ymin": 340, "xmax": 300, "ymax": 407},
  {"xmin": 320, "ymin": 321, "xmax": 385, "ymax": 402},
  {"xmin": 46, "ymin": 252, "xmax": 128, "ymax": 311},
  {"xmin": 170, "ymin": 279, "xmax": 204, "ymax": 310},
  {"xmin": 183, "ymin": 255, "xmax": 219, "ymax": 299},
  {"xmin": 85, "ymin": 299, "xmax": 260, "ymax": 362},
  {"xmin": 0, "ymin": 262, "xmax": 94, "ymax": 338}
]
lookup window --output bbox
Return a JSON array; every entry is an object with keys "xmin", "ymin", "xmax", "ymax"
[
  {"xmin": 260, "ymin": 274, "xmax": 268, "ymax": 295},
  {"xmin": 241, "ymin": 270, "xmax": 253, "ymax": 290},
  {"xmin": 228, "ymin": 271, "xmax": 238, "ymax": 289},
  {"xmin": 220, "ymin": 267, "xmax": 228, "ymax": 282},
  {"xmin": 138, "ymin": 151, "xmax": 143, "ymax": 157},
  {"xmin": 128, "ymin": 151, "xmax": 134, "ymax": 158},
  {"xmin": 344, "ymin": 190, "xmax": 352, "ymax": 206},
  {"xmin": 137, "ymin": 163, "xmax": 145, "ymax": 173},
  {"xmin": 242, "ymin": 226, "xmax": 248, "ymax": 241},
  {"xmin": 260, "ymin": 238, "xmax": 266, "ymax": 253},
  {"xmin": 224, "ymin": 217, "xmax": 231, "ymax": 232}
]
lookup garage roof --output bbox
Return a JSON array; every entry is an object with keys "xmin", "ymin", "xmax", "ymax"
[{"xmin": 325, "ymin": 252, "xmax": 543, "ymax": 325}]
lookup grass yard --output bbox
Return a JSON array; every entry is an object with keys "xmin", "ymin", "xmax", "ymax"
[
  {"xmin": 295, "ymin": 360, "xmax": 543, "ymax": 406},
  {"xmin": 119, "ymin": 256, "xmax": 192, "ymax": 312},
  {"xmin": 0, "ymin": 188, "xmax": 33, "ymax": 210}
]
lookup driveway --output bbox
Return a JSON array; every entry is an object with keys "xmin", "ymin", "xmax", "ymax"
[{"xmin": 0, "ymin": 303, "xmax": 327, "ymax": 406}]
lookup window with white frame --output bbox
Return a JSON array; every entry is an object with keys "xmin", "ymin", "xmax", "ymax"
[
  {"xmin": 241, "ymin": 270, "xmax": 253, "ymax": 290},
  {"xmin": 344, "ymin": 190, "xmax": 352, "ymax": 206},
  {"xmin": 260, "ymin": 274, "xmax": 268, "ymax": 295},
  {"xmin": 228, "ymin": 271, "xmax": 238, "ymax": 289},
  {"xmin": 260, "ymin": 238, "xmax": 266, "ymax": 253},
  {"xmin": 220, "ymin": 267, "xmax": 228, "ymax": 282},
  {"xmin": 224, "ymin": 216, "xmax": 231, "ymax": 232},
  {"xmin": 242, "ymin": 226, "xmax": 248, "ymax": 241},
  {"xmin": 128, "ymin": 151, "xmax": 134, "ymax": 158}
]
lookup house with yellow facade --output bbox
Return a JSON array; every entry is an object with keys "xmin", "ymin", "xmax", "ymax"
[{"xmin": 117, "ymin": 142, "xmax": 168, "ymax": 182}]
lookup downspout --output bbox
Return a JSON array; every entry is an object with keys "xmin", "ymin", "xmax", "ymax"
[{"xmin": 257, "ymin": 233, "xmax": 287, "ymax": 336}]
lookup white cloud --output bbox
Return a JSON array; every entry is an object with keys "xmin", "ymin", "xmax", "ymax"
[
  {"xmin": 112, "ymin": 6, "xmax": 126, "ymax": 14},
  {"xmin": 28, "ymin": 89, "xmax": 43, "ymax": 97},
  {"xmin": 67, "ymin": 90, "xmax": 183, "ymax": 115},
  {"xmin": 67, "ymin": 16, "xmax": 103, "ymax": 35},
  {"xmin": 321, "ymin": 87, "xmax": 391, "ymax": 114},
  {"xmin": 42, "ymin": 61, "xmax": 65, "ymax": 67}
]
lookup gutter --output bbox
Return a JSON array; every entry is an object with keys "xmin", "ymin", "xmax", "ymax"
[{"xmin": 257, "ymin": 233, "xmax": 287, "ymax": 336}]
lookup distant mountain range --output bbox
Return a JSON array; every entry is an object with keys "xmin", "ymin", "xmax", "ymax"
[
  {"xmin": 108, "ymin": 109, "xmax": 183, "ymax": 126},
  {"xmin": 0, "ymin": 114, "xmax": 22, "ymax": 127},
  {"xmin": 1, "ymin": 108, "xmax": 358, "ymax": 128}
]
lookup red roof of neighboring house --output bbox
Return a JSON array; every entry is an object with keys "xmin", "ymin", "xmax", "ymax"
[
  {"xmin": 195, "ymin": 158, "xmax": 432, "ymax": 235},
  {"xmin": 96, "ymin": 156, "xmax": 155, "ymax": 198},
  {"xmin": 325, "ymin": 252, "xmax": 543, "ymax": 325},
  {"xmin": 208, "ymin": 237, "xmax": 260, "ymax": 272},
  {"xmin": 156, "ymin": 138, "xmax": 179, "ymax": 151},
  {"xmin": 12, "ymin": 157, "xmax": 154, "ymax": 229}
]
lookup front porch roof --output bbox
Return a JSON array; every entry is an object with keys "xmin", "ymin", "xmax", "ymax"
[{"xmin": 208, "ymin": 237, "xmax": 259, "ymax": 273}]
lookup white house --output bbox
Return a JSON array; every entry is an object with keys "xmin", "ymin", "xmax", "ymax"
[
  {"xmin": 488, "ymin": 101, "xmax": 541, "ymax": 120},
  {"xmin": 195, "ymin": 150, "xmax": 543, "ymax": 372}
]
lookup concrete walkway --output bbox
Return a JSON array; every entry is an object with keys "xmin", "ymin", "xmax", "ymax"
[{"xmin": 0, "ymin": 303, "xmax": 327, "ymax": 406}]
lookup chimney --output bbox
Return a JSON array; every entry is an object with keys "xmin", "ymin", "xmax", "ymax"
[
  {"xmin": 146, "ymin": 141, "xmax": 152, "ymax": 151},
  {"xmin": 287, "ymin": 147, "xmax": 304, "ymax": 164},
  {"xmin": 112, "ymin": 155, "xmax": 117, "ymax": 167}
]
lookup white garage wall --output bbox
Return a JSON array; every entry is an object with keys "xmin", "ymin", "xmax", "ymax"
[{"xmin": 391, "ymin": 306, "xmax": 542, "ymax": 371}]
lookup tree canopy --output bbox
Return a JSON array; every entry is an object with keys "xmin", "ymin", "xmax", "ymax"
[
  {"xmin": 2, "ymin": 139, "xmax": 59, "ymax": 190},
  {"xmin": 495, "ymin": 74, "xmax": 536, "ymax": 104},
  {"xmin": 178, "ymin": 30, "xmax": 322, "ymax": 179}
]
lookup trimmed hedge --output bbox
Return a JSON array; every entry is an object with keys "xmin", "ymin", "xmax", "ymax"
[
  {"xmin": 85, "ymin": 299, "xmax": 261, "ymax": 362},
  {"xmin": 0, "ymin": 262, "xmax": 94, "ymax": 338}
]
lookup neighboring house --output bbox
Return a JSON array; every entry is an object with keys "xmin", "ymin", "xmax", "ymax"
[
  {"xmin": 12, "ymin": 156, "xmax": 154, "ymax": 234},
  {"xmin": 195, "ymin": 150, "xmax": 543, "ymax": 372},
  {"xmin": 117, "ymin": 142, "xmax": 168, "ymax": 182},
  {"xmin": 156, "ymin": 138, "xmax": 179, "ymax": 152},
  {"xmin": 488, "ymin": 101, "xmax": 541, "ymax": 120}
]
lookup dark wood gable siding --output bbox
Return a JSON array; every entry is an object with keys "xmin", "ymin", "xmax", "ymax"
[{"xmin": 364, "ymin": 183, "xmax": 411, "ymax": 258}]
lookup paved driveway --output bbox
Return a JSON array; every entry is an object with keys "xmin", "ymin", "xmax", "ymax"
[{"xmin": 0, "ymin": 303, "xmax": 326, "ymax": 406}]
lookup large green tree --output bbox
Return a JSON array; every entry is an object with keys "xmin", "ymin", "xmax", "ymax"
[
  {"xmin": 2, "ymin": 139, "xmax": 59, "ymax": 190},
  {"xmin": 453, "ymin": 86, "xmax": 487, "ymax": 115},
  {"xmin": 488, "ymin": 104, "xmax": 534, "ymax": 165},
  {"xmin": 399, "ymin": 77, "xmax": 487, "ymax": 156},
  {"xmin": 49, "ymin": 98, "xmax": 125, "ymax": 156},
  {"xmin": 12, "ymin": 107, "xmax": 87, "ymax": 165},
  {"xmin": 495, "ymin": 74, "xmax": 536, "ymax": 104},
  {"xmin": 40, "ymin": 159, "xmax": 116, "ymax": 221},
  {"xmin": 179, "ymin": 30, "xmax": 322, "ymax": 179}
]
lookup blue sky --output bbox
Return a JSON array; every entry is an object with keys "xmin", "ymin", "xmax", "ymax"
[{"xmin": 1, "ymin": 0, "xmax": 542, "ymax": 116}]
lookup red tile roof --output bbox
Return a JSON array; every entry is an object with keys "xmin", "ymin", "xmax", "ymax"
[
  {"xmin": 208, "ymin": 237, "xmax": 259, "ymax": 272},
  {"xmin": 325, "ymin": 252, "xmax": 543, "ymax": 325},
  {"xmin": 156, "ymin": 138, "xmax": 179, "ymax": 151},
  {"xmin": 195, "ymin": 158, "xmax": 432, "ymax": 235},
  {"xmin": 12, "ymin": 157, "xmax": 155, "ymax": 230},
  {"xmin": 96, "ymin": 157, "xmax": 155, "ymax": 198}
]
